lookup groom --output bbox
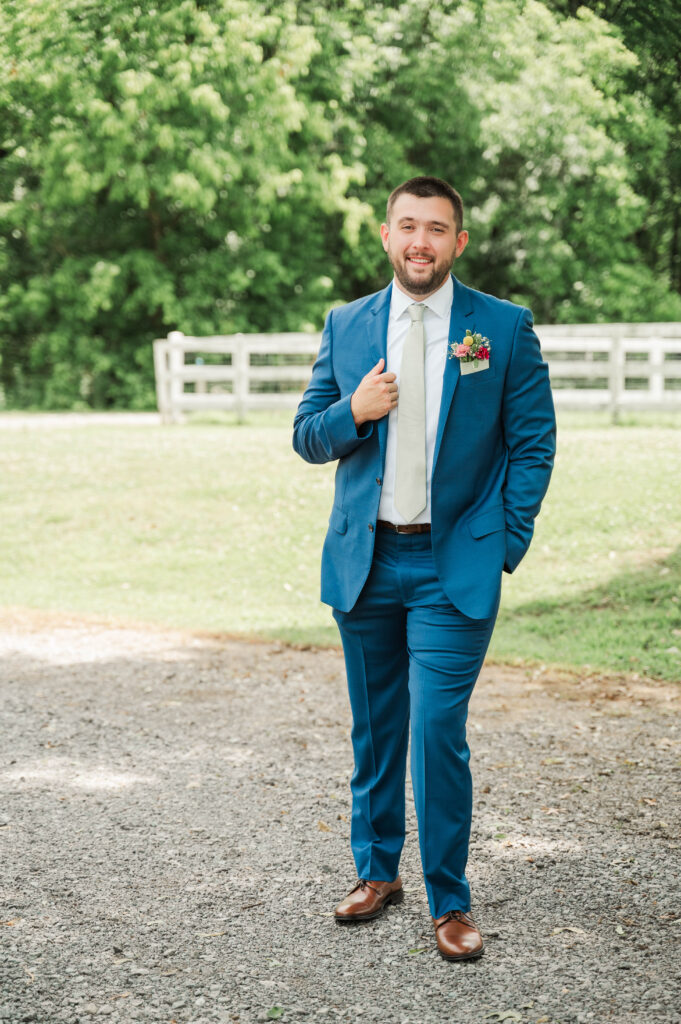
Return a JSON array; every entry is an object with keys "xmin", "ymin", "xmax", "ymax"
[{"xmin": 293, "ymin": 176, "xmax": 555, "ymax": 960}]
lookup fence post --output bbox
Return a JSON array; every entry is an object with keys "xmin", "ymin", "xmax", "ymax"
[
  {"xmin": 153, "ymin": 339, "xmax": 171, "ymax": 424},
  {"xmin": 168, "ymin": 331, "xmax": 185, "ymax": 424},
  {"xmin": 609, "ymin": 331, "xmax": 624, "ymax": 423},
  {"xmin": 648, "ymin": 338, "xmax": 665, "ymax": 404},
  {"xmin": 233, "ymin": 336, "xmax": 249, "ymax": 423}
]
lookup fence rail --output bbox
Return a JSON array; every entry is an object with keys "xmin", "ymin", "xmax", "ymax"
[{"xmin": 153, "ymin": 324, "xmax": 681, "ymax": 423}]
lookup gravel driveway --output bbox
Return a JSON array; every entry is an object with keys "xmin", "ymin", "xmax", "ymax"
[{"xmin": 1, "ymin": 610, "xmax": 680, "ymax": 1024}]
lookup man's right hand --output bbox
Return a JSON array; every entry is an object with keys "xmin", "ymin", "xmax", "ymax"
[{"xmin": 351, "ymin": 359, "xmax": 398, "ymax": 427}]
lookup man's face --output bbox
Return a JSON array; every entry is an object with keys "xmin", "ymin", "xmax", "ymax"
[{"xmin": 380, "ymin": 193, "xmax": 468, "ymax": 299}]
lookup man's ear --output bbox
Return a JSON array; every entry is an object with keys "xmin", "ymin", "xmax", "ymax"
[
  {"xmin": 455, "ymin": 230, "xmax": 469, "ymax": 258},
  {"xmin": 380, "ymin": 222, "xmax": 390, "ymax": 252}
]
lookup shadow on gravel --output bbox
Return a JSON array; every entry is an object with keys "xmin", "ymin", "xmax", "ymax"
[{"xmin": 1, "ymin": 628, "xmax": 680, "ymax": 1024}]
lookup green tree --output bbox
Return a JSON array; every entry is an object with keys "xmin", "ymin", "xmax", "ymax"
[
  {"xmin": 298, "ymin": 0, "xmax": 681, "ymax": 323},
  {"xmin": 0, "ymin": 0, "xmax": 368, "ymax": 408},
  {"xmin": 546, "ymin": 0, "xmax": 681, "ymax": 298},
  {"xmin": 1, "ymin": 0, "xmax": 679, "ymax": 410}
]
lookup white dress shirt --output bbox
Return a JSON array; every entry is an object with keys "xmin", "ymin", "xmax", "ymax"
[{"xmin": 377, "ymin": 275, "xmax": 453, "ymax": 524}]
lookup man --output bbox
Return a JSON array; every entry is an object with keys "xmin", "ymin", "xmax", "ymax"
[{"xmin": 293, "ymin": 176, "xmax": 555, "ymax": 961}]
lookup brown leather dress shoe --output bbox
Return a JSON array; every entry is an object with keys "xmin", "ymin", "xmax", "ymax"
[
  {"xmin": 334, "ymin": 877, "xmax": 404, "ymax": 923},
  {"xmin": 433, "ymin": 910, "xmax": 484, "ymax": 961}
]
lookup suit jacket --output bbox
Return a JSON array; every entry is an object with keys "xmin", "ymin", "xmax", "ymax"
[{"xmin": 293, "ymin": 275, "xmax": 556, "ymax": 619}]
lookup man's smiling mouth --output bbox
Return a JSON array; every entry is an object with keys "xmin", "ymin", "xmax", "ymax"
[{"xmin": 407, "ymin": 255, "xmax": 433, "ymax": 265}]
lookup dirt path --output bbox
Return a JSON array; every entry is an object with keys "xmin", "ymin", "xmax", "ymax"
[{"xmin": 1, "ymin": 609, "xmax": 680, "ymax": 1024}]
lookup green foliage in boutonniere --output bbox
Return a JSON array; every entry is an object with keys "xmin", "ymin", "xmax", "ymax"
[{"xmin": 449, "ymin": 330, "xmax": 491, "ymax": 364}]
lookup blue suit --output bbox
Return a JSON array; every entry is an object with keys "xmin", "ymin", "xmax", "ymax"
[{"xmin": 293, "ymin": 275, "xmax": 555, "ymax": 916}]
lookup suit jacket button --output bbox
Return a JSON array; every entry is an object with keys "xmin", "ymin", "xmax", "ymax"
[
  {"xmin": 376, "ymin": 477, "xmax": 382, "ymax": 485},
  {"xmin": 368, "ymin": 523, "xmax": 374, "ymax": 532}
]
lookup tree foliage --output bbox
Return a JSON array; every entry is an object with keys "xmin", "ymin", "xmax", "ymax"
[
  {"xmin": 1, "ymin": 0, "xmax": 679, "ymax": 408},
  {"xmin": 546, "ymin": 0, "xmax": 681, "ymax": 295},
  {"xmin": 0, "ymin": 0, "xmax": 367, "ymax": 407},
  {"xmin": 297, "ymin": 0, "xmax": 681, "ymax": 323}
]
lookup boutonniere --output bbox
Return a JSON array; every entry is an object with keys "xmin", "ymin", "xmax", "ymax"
[{"xmin": 449, "ymin": 330, "xmax": 491, "ymax": 375}]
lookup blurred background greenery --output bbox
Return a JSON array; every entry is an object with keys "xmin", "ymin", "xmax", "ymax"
[{"xmin": 2, "ymin": 0, "xmax": 681, "ymax": 410}]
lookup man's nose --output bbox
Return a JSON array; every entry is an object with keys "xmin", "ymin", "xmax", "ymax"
[{"xmin": 411, "ymin": 227, "xmax": 430, "ymax": 248}]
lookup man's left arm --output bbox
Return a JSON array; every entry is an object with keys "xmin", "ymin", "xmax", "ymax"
[{"xmin": 501, "ymin": 308, "xmax": 556, "ymax": 573}]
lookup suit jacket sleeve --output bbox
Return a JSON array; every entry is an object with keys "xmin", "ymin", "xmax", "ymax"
[
  {"xmin": 293, "ymin": 308, "xmax": 374, "ymax": 464},
  {"xmin": 501, "ymin": 308, "xmax": 556, "ymax": 573}
]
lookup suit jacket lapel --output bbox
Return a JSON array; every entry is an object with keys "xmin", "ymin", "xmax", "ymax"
[
  {"xmin": 433, "ymin": 275, "xmax": 475, "ymax": 468},
  {"xmin": 366, "ymin": 282, "xmax": 391, "ymax": 364},
  {"xmin": 366, "ymin": 283, "xmax": 392, "ymax": 461}
]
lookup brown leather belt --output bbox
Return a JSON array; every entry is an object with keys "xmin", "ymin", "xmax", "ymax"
[{"xmin": 376, "ymin": 520, "xmax": 431, "ymax": 534}]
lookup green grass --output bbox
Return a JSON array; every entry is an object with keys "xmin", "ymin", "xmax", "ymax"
[{"xmin": 0, "ymin": 410, "xmax": 679, "ymax": 681}]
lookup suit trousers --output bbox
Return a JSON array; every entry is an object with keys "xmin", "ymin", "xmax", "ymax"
[{"xmin": 332, "ymin": 529, "xmax": 499, "ymax": 918}]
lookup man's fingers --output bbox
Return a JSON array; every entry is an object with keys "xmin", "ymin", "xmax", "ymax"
[{"xmin": 353, "ymin": 360, "xmax": 399, "ymax": 422}]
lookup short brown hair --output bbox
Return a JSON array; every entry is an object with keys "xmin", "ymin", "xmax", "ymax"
[{"xmin": 386, "ymin": 176, "xmax": 464, "ymax": 233}]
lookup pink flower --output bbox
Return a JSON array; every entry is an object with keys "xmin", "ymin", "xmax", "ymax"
[{"xmin": 454, "ymin": 344, "xmax": 468, "ymax": 358}]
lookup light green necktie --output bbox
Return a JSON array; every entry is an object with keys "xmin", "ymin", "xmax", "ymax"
[{"xmin": 394, "ymin": 303, "xmax": 426, "ymax": 522}]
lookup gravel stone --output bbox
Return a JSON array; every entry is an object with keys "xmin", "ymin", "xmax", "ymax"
[{"xmin": 1, "ymin": 611, "xmax": 680, "ymax": 1024}]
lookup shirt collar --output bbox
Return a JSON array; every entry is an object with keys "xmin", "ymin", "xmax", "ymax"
[{"xmin": 389, "ymin": 273, "xmax": 453, "ymax": 321}]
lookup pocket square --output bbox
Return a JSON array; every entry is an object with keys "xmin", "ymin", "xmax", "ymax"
[{"xmin": 460, "ymin": 358, "xmax": 490, "ymax": 375}]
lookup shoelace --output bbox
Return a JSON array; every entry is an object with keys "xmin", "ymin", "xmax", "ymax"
[
  {"xmin": 353, "ymin": 879, "xmax": 381, "ymax": 895},
  {"xmin": 435, "ymin": 910, "xmax": 475, "ymax": 931}
]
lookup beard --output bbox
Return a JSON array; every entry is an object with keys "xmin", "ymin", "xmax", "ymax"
[{"xmin": 387, "ymin": 248, "xmax": 455, "ymax": 296}]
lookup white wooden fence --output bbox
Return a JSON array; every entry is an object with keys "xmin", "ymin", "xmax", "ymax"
[
  {"xmin": 538, "ymin": 323, "xmax": 681, "ymax": 419},
  {"xmin": 153, "ymin": 324, "xmax": 681, "ymax": 423}
]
